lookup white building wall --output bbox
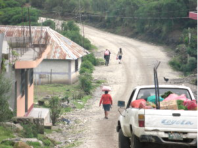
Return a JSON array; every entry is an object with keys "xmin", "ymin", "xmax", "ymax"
[
  {"xmin": 34, "ymin": 59, "xmax": 70, "ymax": 84},
  {"xmin": 34, "ymin": 58, "xmax": 82, "ymax": 84}
]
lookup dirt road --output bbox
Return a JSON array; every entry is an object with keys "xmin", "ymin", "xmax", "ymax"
[{"xmin": 74, "ymin": 25, "xmax": 181, "ymax": 148}]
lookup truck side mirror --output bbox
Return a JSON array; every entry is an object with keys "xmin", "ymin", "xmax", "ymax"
[{"xmin": 118, "ymin": 101, "xmax": 125, "ymax": 108}]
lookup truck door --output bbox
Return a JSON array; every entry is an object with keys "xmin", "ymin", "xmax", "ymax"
[{"xmin": 122, "ymin": 89, "xmax": 136, "ymax": 137}]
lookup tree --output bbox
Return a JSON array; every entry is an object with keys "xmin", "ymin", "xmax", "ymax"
[
  {"xmin": 30, "ymin": 0, "xmax": 44, "ymax": 9},
  {"xmin": 49, "ymin": 96, "xmax": 61, "ymax": 126},
  {"xmin": 61, "ymin": 21, "xmax": 93, "ymax": 50},
  {"xmin": 43, "ymin": 20, "xmax": 55, "ymax": 30},
  {"xmin": 0, "ymin": 73, "xmax": 13, "ymax": 122},
  {"xmin": 0, "ymin": 7, "xmax": 39, "ymax": 25}
]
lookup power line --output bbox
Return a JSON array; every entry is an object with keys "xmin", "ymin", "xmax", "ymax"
[
  {"xmin": 78, "ymin": 13, "xmax": 197, "ymax": 20},
  {"xmin": 61, "ymin": 9, "xmax": 197, "ymax": 20}
]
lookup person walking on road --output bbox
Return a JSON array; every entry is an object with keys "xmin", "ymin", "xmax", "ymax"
[
  {"xmin": 99, "ymin": 91, "xmax": 113, "ymax": 119},
  {"xmin": 117, "ymin": 48, "xmax": 123, "ymax": 64},
  {"xmin": 104, "ymin": 49, "xmax": 110, "ymax": 66}
]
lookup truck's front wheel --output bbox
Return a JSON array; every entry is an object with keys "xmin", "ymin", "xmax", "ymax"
[
  {"xmin": 130, "ymin": 131, "xmax": 143, "ymax": 148},
  {"xmin": 119, "ymin": 129, "xmax": 130, "ymax": 148}
]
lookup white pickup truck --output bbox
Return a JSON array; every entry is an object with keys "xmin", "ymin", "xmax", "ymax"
[{"xmin": 117, "ymin": 85, "xmax": 197, "ymax": 148}]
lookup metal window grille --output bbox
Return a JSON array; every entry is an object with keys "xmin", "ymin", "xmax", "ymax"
[
  {"xmin": 21, "ymin": 69, "xmax": 25, "ymax": 96},
  {"xmin": 75, "ymin": 59, "xmax": 78, "ymax": 72},
  {"xmin": 29, "ymin": 68, "xmax": 33, "ymax": 85}
]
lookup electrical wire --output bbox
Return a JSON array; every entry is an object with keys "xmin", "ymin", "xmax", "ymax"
[
  {"xmin": 48, "ymin": 5, "xmax": 197, "ymax": 21},
  {"xmin": 77, "ymin": 13, "xmax": 197, "ymax": 20}
]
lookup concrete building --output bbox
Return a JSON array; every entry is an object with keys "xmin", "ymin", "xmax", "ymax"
[
  {"xmin": 0, "ymin": 25, "xmax": 89, "ymax": 124},
  {"xmin": 0, "ymin": 25, "xmax": 51, "ymax": 124},
  {"xmin": 34, "ymin": 28, "xmax": 89, "ymax": 84}
]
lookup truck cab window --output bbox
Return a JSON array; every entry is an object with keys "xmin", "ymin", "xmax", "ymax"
[{"xmin": 126, "ymin": 89, "xmax": 136, "ymax": 108}]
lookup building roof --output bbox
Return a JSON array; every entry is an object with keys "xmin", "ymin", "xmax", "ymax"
[
  {"xmin": 189, "ymin": 11, "xmax": 197, "ymax": 20},
  {"xmin": 0, "ymin": 25, "xmax": 89, "ymax": 60}
]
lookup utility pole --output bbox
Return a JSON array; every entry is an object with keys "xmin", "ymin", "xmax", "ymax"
[
  {"xmin": 187, "ymin": 27, "xmax": 191, "ymax": 64},
  {"xmin": 28, "ymin": 7, "xmax": 32, "ymax": 47},
  {"xmin": 79, "ymin": 0, "xmax": 84, "ymax": 47},
  {"xmin": 188, "ymin": 27, "xmax": 191, "ymax": 45}
]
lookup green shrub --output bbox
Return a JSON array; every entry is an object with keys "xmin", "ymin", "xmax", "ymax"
[
  {"xmin": 49, "ymin": 96, "xmax": 62, "ymax": 126},
  {"xmin": 43, "ymin": 20, "xmax": 55, "ymax": 30},
  {"xmin": 188, "ymin": 55, "xmax": 197, "ymax": 66},
  {"xmin": 42, "ymin": 139, "xmax": 51, "ymax": 146},
  {"xmin": 83, "ymin": 37, "xmax": 93, "ymax": 50},
  {"xmin": 21, "ymin": 123, "xmax": 38, "ymax": 138},
  {"xmin": 83, "ymin": 53, "xmax": 98, "ymax": 66},
  {"xmin": 182, "ymin": 57, "xmax": 197, "ymax": 73},
  {"xmin": 60, "ymin": 21, "xmax": 93, "ymax": 50},
  {"xmin": 80, "ymin": 60, "xmax": 94, "ymax": 73},
  {"xmin": 79, "ymin": 67, "xmax": 92, "ymax": 74},
  {"xmin": 169, "ymin": 58, "xmax": 182, "ymax": 71},
  {"xmin": 0, "ymin": 73, "xmax": 13, "ymax": 122},
  {"xmin": 0, "ymin": 140, "xmax": 14, "ymax": 147},
  {"xmin": 79, "ymin": 73, "xmax": 93, "ymax": 94},
  {"xmin": 62, "ymin": 21, "xmax": 80, "ymax": 32}
]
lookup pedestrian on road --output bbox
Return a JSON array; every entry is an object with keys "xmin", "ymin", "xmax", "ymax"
[
  {"xmin": 117, "ymin": 48, "xmax": 123, "ymax": 64},
  {"xmin": 108, "ymin": 49, "xmax": 111, "ymax": 60},
  {"xmin": 104, "ymin": 49, "xmax": 110, "ymax": 66},
  {"xmin": 99, "ymin": 91, "xmax": 113, "ymax": 119}
]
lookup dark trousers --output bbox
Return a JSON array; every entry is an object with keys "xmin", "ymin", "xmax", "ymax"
[{"xmin": 104, "ymin": 55, "xmax": 110, "ymax": 66}]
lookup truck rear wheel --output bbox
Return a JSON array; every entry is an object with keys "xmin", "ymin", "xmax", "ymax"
[
  {"xmin": 130, "ymin": 131, "xmax": 143, "ymax": 148},
  {"xmin": 119, "ymin": 129, "xmax": 130, "ymax": 148}
]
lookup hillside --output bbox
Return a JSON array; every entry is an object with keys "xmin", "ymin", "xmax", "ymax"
[{"xmin": 38, "ymin": 0, "xmax": 197, "ymax": 77}]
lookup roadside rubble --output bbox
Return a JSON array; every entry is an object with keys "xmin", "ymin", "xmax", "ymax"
[{"xmin": 45, "ymin": 87, "xmax": 102, "ymax": 148}]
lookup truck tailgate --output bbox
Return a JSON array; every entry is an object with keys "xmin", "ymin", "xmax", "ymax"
[{"xmin": 144, "ymin": 110, "xmax": 197, "ymax": 132}]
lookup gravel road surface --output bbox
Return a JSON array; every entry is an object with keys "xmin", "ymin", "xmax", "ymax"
[{"xmin": 75, "ymin": 25, "xmax": 188, "ymax": 148}]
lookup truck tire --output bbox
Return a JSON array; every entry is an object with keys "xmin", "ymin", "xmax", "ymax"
[
  {"xmin": 130, "ymin": 131, "xmax": 143, "ymax": 148},
  {"xmin": 119, "ymin": 129, "xmax": 130, "ymax": 148}
]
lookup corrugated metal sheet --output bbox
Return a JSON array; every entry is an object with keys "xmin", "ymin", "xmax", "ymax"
[{"xmin": 0, "ymin": 25, "xmax": 89, "ymax": 60}]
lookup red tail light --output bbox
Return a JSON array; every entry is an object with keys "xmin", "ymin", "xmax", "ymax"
[
  {"xmin": 138, "ymin": 114, "xmax": 145, "ymax": 127},
  {"xmin": 138, "ymin": 121, "xmax": 145, "ymax": 127}
]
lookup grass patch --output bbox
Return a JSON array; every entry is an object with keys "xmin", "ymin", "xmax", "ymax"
[
  {"xmin": 34, "ymin": 79, "xmax": 104, "ymax": 112},
  {"xmin": 0, "ymin": 144, "xmax": 13, "ymax": 148},
  {"xmin": 0, "ymin": 126, "xmax": 15, "ymax": 148},
  {"xmin": 0, "ymin": 126, "xmax": 14, "ymax": 142},
  {"xmin": 61, "ymin": 107, "xmax": 72, "ymax": 113},
  {"xmin": 44, "ymin": 129, "xmax": 52, "ymax": 134},
  {"xmin": 65, "ymin": 141, "xmax": 82, "ymax": 148},
  {"xmin": 73, "ymin": 95, "xmax": 91, "ymax": 109},
  {"xmin": 34, "ymin": 83, "xmax": 79, "ymax": 101},
  {"xmin": 92, "ymin": 79, "xmax": 105, "ymax": 89},
  {"xmin": 26, "ymin": 141, "xmax": 41, "ymax": 148},
  {"xmin": 37, "ymin": 134, "xmax": 56, "ymax": 147}
]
